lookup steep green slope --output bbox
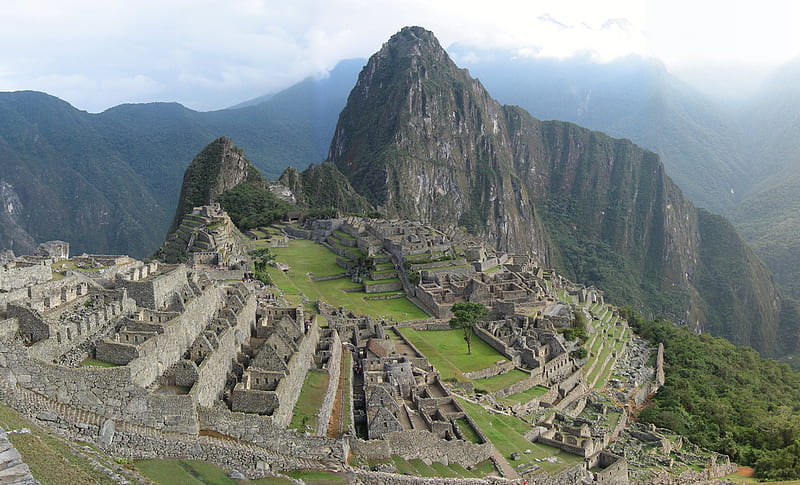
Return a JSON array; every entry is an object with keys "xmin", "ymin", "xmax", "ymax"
[
  {"xmin": 730, "ymin": 175, "xmax": 800, "ymax": 300},
  {"xmin": 0, "ymin": 91, "xmax": 164, "ymax": 258},
  {"xmin": 278, "ymin": 163, "xmax": 371, "ymax": 215},
  {"xmin": 627, "ymin": 310, "xmax": 800, "ymax": 479},
  {"xmin": 327, "ymin": 26, "xmax": 797, "ymax": 357},
  {"xmin": 169, "ymin": 136, "xmax": 264, "ymax": 232}
]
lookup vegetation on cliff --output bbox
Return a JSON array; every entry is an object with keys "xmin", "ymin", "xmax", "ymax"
[
  {"xmin": 278, "ymin": 163, "xmax": 372, "ymax": 216},
  {"xmin": 626, "ymin": 308, "xmax": 800, "ymax": 480}
]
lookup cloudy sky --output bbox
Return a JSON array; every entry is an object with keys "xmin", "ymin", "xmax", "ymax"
[{"xmin": 1, "ymin": 0, "xmax": 798, "ymax": 112}]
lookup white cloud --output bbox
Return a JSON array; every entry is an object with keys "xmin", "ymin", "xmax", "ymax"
[{"xmin": 0, "ymin": 0, "xmax": 797, "ymax": 111}]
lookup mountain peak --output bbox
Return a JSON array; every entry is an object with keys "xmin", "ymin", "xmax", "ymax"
[{"xmin": 168, "ymin": 136, "xmax": 263, "ymax": 233}]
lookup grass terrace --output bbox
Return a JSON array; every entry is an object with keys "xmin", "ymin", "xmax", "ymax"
[
  {"xmin": 456, "ymin": 398, "xmax": 583, "ymax": 475},
  {"xmin": 289, "ymin": 370, "xmax": 330, "ymax": 432},
  {"xmin": 0, "ymin": 404, "xmax": 121, "ymax": 484},
  {"xmin": 472, "ymin": 369, "xmax": 531, "ymax": 393},
  {"xmin": 267, "ymin": 239, "xmax": 427, "ymax": 321},
  {"xmin": 497, "ymin": 385, "xmax": 550, "ymax": 407},
  {"xmin": 396, "ymin": 328, "xmax": 507, "ymax": 381}
]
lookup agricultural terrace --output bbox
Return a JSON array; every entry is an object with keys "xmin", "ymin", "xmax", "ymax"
[
  {"xmin": 395, "ymin": 328, "xmax": 536, "ymax": 395},
  {"xmin": 581, "ymin": 303, "xmax": 632, "ymax": 389},
  {"xmin": 265, "ymin": 239, "xmax": 428, "ymax": 321},
  {"xmin": 456, "ymin": 398, "xmax": 583, "ymax": 475}
]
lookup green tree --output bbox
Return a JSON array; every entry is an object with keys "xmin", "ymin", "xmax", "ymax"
[{"xmin": 449, "ymin": 302, "xmax": 489, "ymax": 354}]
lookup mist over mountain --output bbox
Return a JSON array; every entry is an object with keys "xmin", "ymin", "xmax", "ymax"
[{"xmin": 448, "ymin": 47, "xmax": 750, "ymax": 213}]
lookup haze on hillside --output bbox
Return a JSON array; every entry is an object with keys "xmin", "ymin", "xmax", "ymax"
[{"xmin": 1, "ymin": 0, "xmax": 797, "ymax": 112}]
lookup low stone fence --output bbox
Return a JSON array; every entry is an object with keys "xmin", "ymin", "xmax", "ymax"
[
  {"xmin": 348, "ymin": 429, "xmax": 493, "ymax": 468},
  {"xmin": 312, "ymin": 274, "xmax": 347, "ymax": 282},
  {"xmin": 364, "ymin": 281, "xmax": 403, "ymax": 293},
  {"xmin": 492, "ymin": 372, "xmax": 546, "ymax": 399},
  {"xmin": 463, "ymin": 361, "xmax": 515, "ymax": 380},
  {"xmin": 364, "ymin": 293, "xmax": 405, "ymax": 301}
]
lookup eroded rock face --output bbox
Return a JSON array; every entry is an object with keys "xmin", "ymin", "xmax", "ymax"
[
  {"xmin": 329, "ymin": 26, "xmax": 549, "ymax": 259},
  {"xmin": 327, "ymin": 26, "xmax": 796, "ymax": 356}
]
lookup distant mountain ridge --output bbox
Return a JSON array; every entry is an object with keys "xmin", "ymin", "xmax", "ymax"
[{"xmin": 0, "ymin": 59, "xmax": 361, "ymax": 257}]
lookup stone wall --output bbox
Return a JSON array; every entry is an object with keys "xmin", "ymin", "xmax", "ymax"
[
  {"xmin": 26, "ymin": 292, "xmax": 137, "ymax": 362},
  {"xmin": 0, "ymin": 426, "xmax": 38, "ymax": 484},
  {"xmin": 190, "ymin": 290, "xmax": 256, "ymax": 406},
  {"xmin": 473, "ymin": 326, "xmax": 518, "ymax": 365},
  {"xmin": 364, "ymin": 281, "xmax": 403, "ymax": 293},
  {"xmin": 272, "ymin": 322, "xmax": 320, "ymax": 427},
  {"xmin": 315, "ymin": 331, "xmax": 342, "ymax": 437},
  {"xmin": 116, "ymin": 265, "xmax": 187, "ymax": 309},
  {"xmin": 0, "ymin": 339, "xmax": 198, "ymax": 433},
  {"xmin": 492, "ymin": 372, "xmax": 545, "ymax": 399},
  {"xmin": 0, "ymin": 318, "xmax": 18, "ymax": 340},
  {"xmin": 0, "ymin": 263, "xmax": 51, "ymax": 292},
  {"xmin": 197, "ymin": 405, "xmax": 347, "ymax": 463},
  {"xmin": 124, "ymin": 285, "xmax": 222, "ymax": 388},
  {"xmin": 204, "ymin": 269, "xmax": 245, "ymax": 281},
  {"xmin": 463, "ymin": 361, "xmax": 515, "ymax": 380},
  {"xmin": 351, "ymin": 470, "xmax": 507, "ymax": 485},
  {"xmin": 0, "ymin": 287, "xmax": 29, "ymax": 312},
  {"xmin": 348, "ymin": 429, "xmax": 493, "ymax": 468}
]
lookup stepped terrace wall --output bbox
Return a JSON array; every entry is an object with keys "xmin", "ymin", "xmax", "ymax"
[
  {"xmin": 190, "ymin": 289, "xmax": 256, "ymax": 406},
  {"xmin": 348, "ymin": 429, "xmax": 493, "ymax": 468},
  {"xmin": 198, "ymin": 405, "xmax": 347, "ymax": 463}
]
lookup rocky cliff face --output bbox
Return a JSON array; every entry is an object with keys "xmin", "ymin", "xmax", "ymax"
[
  {"xmin": 169, "ymin": 136, "xmax": 263, "ymax": 232},
  {"xmin": 329, "ymin": 27, "xmax": 550, "ymax": 259},
  {"xmin": 328, "ymin": 26, "xmax": 797, "ymax": 356}
]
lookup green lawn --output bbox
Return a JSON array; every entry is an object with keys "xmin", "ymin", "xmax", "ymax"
[
  {"xmin": 267, "ymin": 239, "xmax": 428, "ymax": 321},
  {"xmin": 79, "ymin": 358, "xmax": 118, "ymax": 367},
  {"xmin": 289, "ymin": 370, "xmax": 330, "ymax": 432},
  {"xmin": 456, "ymin": 397, "xmax": 583, "ymax": 474},
  {"xmin": 454, "ymin": 417, "xmax": 483, "ymax": 443},
  {"xmin": 281, "ymin": 469, "xmax": 346, "ymax": 484},
  {"xmin": 396, "ymin": 328, "xmax": 507, "ymax": 381}
]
